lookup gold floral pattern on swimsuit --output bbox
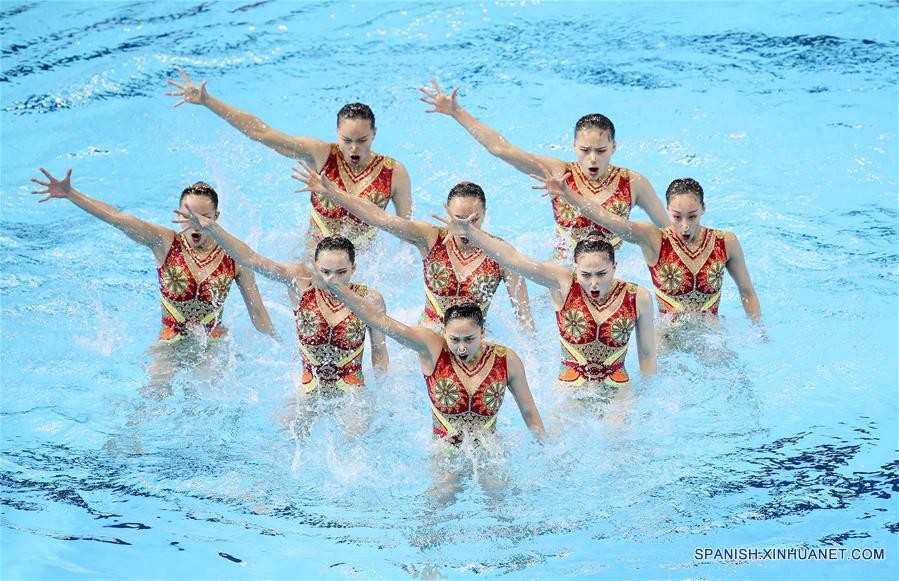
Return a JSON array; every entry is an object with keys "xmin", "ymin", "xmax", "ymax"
[
  {"xmin": 295, "ymin": 283, "xmax": 370, "ymax": 395},
  {"xmin": 308, "ymin": 145, "xmax": 395, "ymax": 248},
  {"xmin": 552, "ymin": 164, "xmax": 634, "ymax": 257},
  {"xmin": 482, "ymin": 380, "xmax": 506, "ymax": 412},
  {"xmin": 425, "ymin": 343, "xmax": 508, "ymax": 443},
  {"xmin": 561, "ymin": 309, "xmax": 589, "ymax": 339},
  {"xmin": 649, "ymin": 228, "xmax": 729, "ymax": 317},
  {"xmin": 556, "ymin": 278, "xmax": 638, "ymax": 389},
  {"xmin": 158, "ymin": 234, "xmax": 236, "ymax": 343},
  {"xmin": 427, "ymin": 261, "xmax": 451, "ymax": 291},
  {"xmin": 421, "ymin": 229, "xmax": 505, "ymax": 327},
  {"xmin": 433, "ymin": 378, "xmax": 462, "ymax": 408},
  {"xmin": 658, "ymin": 262, "xmax": 685, "ymax": 291},
  {"xmin": 610, "ymin": 316, "xmax": 635, "ymax": 344},
  {"xmin": 163, "ymin": 264, "xmax": 190, "ymax": 296}
]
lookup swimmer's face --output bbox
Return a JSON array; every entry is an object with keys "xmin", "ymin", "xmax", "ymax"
[
  {"xmin": 315, "ymin": 250, "xmax": 355, "ymax": 285},
  {"xmin": 667, "ymin": 193, "xmax": 705, "ymax": 244},
  {"xmin": 337, "ymin": 117, "xmax": 376, "ymax": 169},
  {"xmin": 443, "ymin": 318, "xmax": 485, "ymax": 365},
  {"xmin": 446, "ymin": 196, "xmax": 486, "ymax": 244},
  {"xmin": 178, "ymin": 194, "xmax": 219, "ymax": 249},
  {"xmin": 574, "ymin": 251, "xmax": 616, "ymax": 300},
  {"xmin": 573, "ymin": 128, "xmax": 616, "ymax": 181}
]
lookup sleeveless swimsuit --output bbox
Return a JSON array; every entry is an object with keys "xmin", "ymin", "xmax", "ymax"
[
  {"xmin": 648, "ymin": 227, "xmax": 728, "ymax": 316},
  {"xmin": 308, "ymin": 145, "xmax": 395, "ymax": 247},
  {"xmin": 424, "ymin": 343, "xmax": 509, "ymax": 443},
  {"xmin": 421, "ymin": 228, "xmax": 505, "ymax": 327},
  {"xmin": 556, "ymin": 278, "xmax": 638, "ymax": 388},
  {"xmin": 158, "ymin": 234, "xmax": 237, "ymax": 342},
  {"xmin": 295, "ymin": 284, "xmax": 370, "ymax": 395},
  {"xmin": 553, "ymin": 164, "xmax": 633, "ymax": 256}
]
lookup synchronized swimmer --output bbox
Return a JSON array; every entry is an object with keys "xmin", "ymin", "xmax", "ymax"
[{"xmin": 30, "ymin": 72, "xmax": 762, "ymax": 445}]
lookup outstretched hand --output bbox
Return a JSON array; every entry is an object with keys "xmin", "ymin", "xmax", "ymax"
[
  {"xmin": 432, "ymin": 203, "xmax": 477, "ymax": 237},
  {"xmin": 31, "ymin": 167, "xmax": 74, "ymax": 203},
  {"xmin": 419, "ymin": 79, "xmax": 460, "ymax": 116},
  {"xmin": 165, "ymin": 68, "xmax": 208, "ymax": 107},
  {"xmin": 291, "ymin": 160, "xmax": 333, "ymax": 195},
  {"xmin": 530, "ymin": 164, "xmax": 572, "ymax": 200},
  {"xmin": 172, "ymin": 203, "xmax": 215, "ymax": 230}
]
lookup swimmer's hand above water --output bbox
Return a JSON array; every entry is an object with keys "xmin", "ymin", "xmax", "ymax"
[
  {"xmin": 431, "ymin": 204, "xmax": 477, "ymax": 238},
  {"xmin": 30, "ymin": 167, "xmax": 74, "ymax": 202},
  {"xmin": 172, "ymin": 203, "xmax": 215, "ymax": 231},
  {"xmin": 165, "ymin": 68, "xmax": 208, "ymax": 107},
  {"xmin": 419, "ymin": 79, "xmax": 460, "ymax": 116},
  {"xmin": 530, "ymin": 164, "xmax": 573, "ymax": 201},
  {"xmin": 291, "ymin": 160, "xmax": 337, "ymax": 196}
]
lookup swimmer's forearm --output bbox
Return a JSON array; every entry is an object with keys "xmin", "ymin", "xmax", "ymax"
[
  {"xmin": 206, "ymin": 223, "xmax": 291, "ymax": 284},
  {"xmin": 742, "ymin": 291, "xmax": 762, "ymax": 323},
  {"xmin": 67, "ymin": 189, "xmax": 164, "ymax": 247},
  {"xmin": 202, "ymin": 94, "xmax": 270, "ymax": 141}
]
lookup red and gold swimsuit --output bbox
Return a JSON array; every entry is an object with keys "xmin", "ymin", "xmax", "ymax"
[
  {"xmin": 158, "ymin": 234, "xmax": 237, "ymax": 342},
  {"xmin": 556, "ymin": 278, "xmax": 638, "ymax": 388},
  {"xmin": 421, "ymin": 229, "xmax": 505, "ymax": 327},
  {"xmin": 308, "ymin": 145, "xmax": 395, "ymax": 247},
  {"xmin": 294, "ymin": 284, "xmax": 369, "ymax": 395},
  {"xmin": 648, "ymin": 227, "xmax": 728, "ymax": 316},
  {"xmin": 552, "ymin": 164, "xmax": 633, "ymax": 255},
  {"xmin": 424, "ymin": 343, "xmax": 509, "ymax": 442}
]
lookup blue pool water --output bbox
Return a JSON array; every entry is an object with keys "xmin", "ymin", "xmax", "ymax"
[{"xmin": 2, "ymin": 1, "xmax": 897, "ymax": 579}]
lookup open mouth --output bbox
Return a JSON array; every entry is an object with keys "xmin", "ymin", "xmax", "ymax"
[
  {"xmin": 459, "ymin": 236, "xmax": 470, "ymax": 245},
  {"xmin": 589, "ymin": 290, "xmax": 601, "ymax": 299},
  {"xmin": 457, "ymin": 353, "xmax": 469, "ymax": 363},
  {"xmin": 588, "ymin": 166, "xmax": 599, "ymax": 176},
  {"xmin": 350, "ymin": 154, "xmax": 361, "ymax": 164},
  {"xmin": 191, "ymin": 233, "xmax": 202, "ymax": 244}
]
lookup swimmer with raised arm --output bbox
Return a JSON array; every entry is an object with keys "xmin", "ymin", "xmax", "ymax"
[
  {"xmin": 292, "ymin": 162, "xmax": 536, "ymax": 334},
  {"xmin": 433, "ymin": 209, "xmax": 656, "ymax": 394},
  {"xmin": 314, "ymin": 268, "xmax": 544, "ymax": 442},
  {"xmin": 30, "ymin": 168, "xmax": 276, "ymax": 393},
  {"xmin": 173, "ymin": 205, "xmax": 388, "ymax": 398},
  {"xmin": 420, "ymin": 80, "xmax": 670, "ymax": 259},
  {"xmin": 165, "ymin": 69, "xmax": 412, "ymax": 253},
  {"xmin": 535, "ymin": 170, "xmax": 761, "ymax": 324}
]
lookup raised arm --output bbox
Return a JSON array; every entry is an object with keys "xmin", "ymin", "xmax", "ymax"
[
  {"xmin": 31, "ymin": 168, "xmax": 171, "ymax": 261},
  {"xmin": 173, "ymin": 204, "xmax": 304, "ymax": 286},
  {"xmin": 630, "ymin": 172, "xmax": 671, "ymax": 229},
  {"xmin": 166, "ymin": 68, "xmax": 330, "ymax": 166},
  {"xmin": 292, "ymin": 161, "xmax": 432, "ymax": 253},
  {"xmin": 634, "ymin": 286, "xmax": 657, "ymax": 376},
  {"xmin": 505, "ymin": 349, "xmax": 545, "ymax": 437},
  {"xmin": 533, "ymin": 166, "xmax": 661, "ymax": 255},
  {"xmin": 233, "ymin": 267, "xmax": 279, "ymax": 339},
  {"xmin": 723, "ymin": 233, "xmax": 761, "ymax": 323},
  {"xmin": 420, "ymin": 80, "xmax": 565, "ymax": 177},
  {"xmin": 323, "ymin": 277, "xmax": 439, "ymax": 360},
  {"xmin": 433, "ymin": 208, "xmax": 569, "ymax": 293}
]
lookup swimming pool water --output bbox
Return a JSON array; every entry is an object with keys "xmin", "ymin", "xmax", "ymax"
[{"xmin": 2, "ymin": 1, "xmax": 897, "ymax": 579}]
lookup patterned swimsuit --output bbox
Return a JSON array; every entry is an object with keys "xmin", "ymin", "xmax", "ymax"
[
  {"xmin": 648, "ymin": 227, "xmax": 728, "ymax": 317},
  {"xmin": 552, "ymin": 164, "xmax": 633, "ymax": 256},
  {"xmin": 425, "ymin": 343, "xmax": 509, "ymax": 443},
  {"xmin": 308, "ymin": 144, "xmax": 395, "ymax": 247},
  {"xmin": 421, "ymin": 229, "xmax": 505, "ymax": 328},
  {"xmin": 556, "ymin": 278, "xmax": 638, "ymax": 389},
  {"xmin": 294, "ymin": 284, "xmax": 370, "ymax": 395},
  {"xmin": 158, "ymin": 234, "xmax": 237, "ymax": 342}
]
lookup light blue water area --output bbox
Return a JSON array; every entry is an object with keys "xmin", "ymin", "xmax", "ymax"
[{"xmin": 2, "ymin": 1, "xmax": 897, "ymax": 579}]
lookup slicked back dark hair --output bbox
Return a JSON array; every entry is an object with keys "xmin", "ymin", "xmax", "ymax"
[
  {"xmin": 181, "ymin": 182, "xmax": 219, "ymax": 210},
  {"xmin": 314, "ymin": 236, "xmax": 356, "ymax": 265},
  {"xmin": 446, "ymin": 181, "xmax": 486, "ymax": 207},
  {"xmin": 573, "ymin": 234, "xmax": 615, "ymax": 264},
  {"xmin": 444, "ymin": 302, "xmax": 485, "ymax": 330},
  {"xmin": 574, "ymin": 113, "xmax": 615, "ymax": 141},
  {"xmin": 665, "ymin": 178, "xmax": 705, "ymax": 208},
  {"xmin": 337, "ymin": 103, "xmax": 376, "ymax": 130}
]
